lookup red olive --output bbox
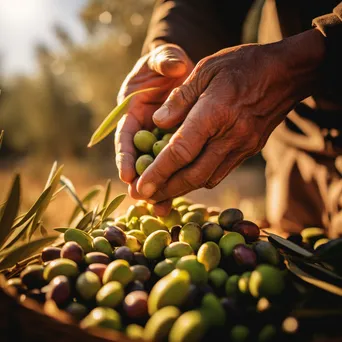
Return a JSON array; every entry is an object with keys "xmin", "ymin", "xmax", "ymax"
[{"xmin": 232, "ymin": 220, "xmax": 260, "ymax": 242}]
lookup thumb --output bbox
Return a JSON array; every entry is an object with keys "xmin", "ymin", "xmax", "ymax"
[{"xmin": 148, "ymin": 44, "xmax": 190, "ymax": 78}]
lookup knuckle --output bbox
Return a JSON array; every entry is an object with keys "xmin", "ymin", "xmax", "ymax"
[
  {"xmin": 169, "ymin": 139, "xmax": 194, "ymax": 165},
  {"xmin": 169, "ymin": 85, "xmax": 194, "ymax": 107},
  {"xmin": 205, "ymin": 179, "xmax": 219, "ymax": 189}
]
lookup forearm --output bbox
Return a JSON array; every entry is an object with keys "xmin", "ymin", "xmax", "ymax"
[{"xmin": 142, "ymin": 0, "xmax": 253, "ymax": 63}]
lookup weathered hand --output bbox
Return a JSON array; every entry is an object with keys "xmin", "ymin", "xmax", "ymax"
[
  {"xmin": 115, "ymin": 44, "xmax": 193, "ymax": 184},
  {"xmin": 131, "ymin": 29, "xmax": 325, "ymax": 215}
]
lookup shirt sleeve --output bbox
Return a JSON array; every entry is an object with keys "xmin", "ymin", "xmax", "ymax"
[
  {"xmin": 142, "ymin": 0, "xmax": 253, "ymax": 63},
  {"xmin": 312, "ymin": 2, "xmax": 342, "ymax": 102}
]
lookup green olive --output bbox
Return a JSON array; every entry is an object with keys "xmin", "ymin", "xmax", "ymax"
[
  {"xmin": 153, "ymin": 140, "xmax": 168, "ymax": 157},
  {"xmin": 135, "ymin": 155, "xmax": 154, "ymax": 176},
  {"xmin": 134, "ymin": 130, "xmax": 157, "ymax": 153}
]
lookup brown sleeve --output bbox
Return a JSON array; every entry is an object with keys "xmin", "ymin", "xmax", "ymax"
[
  {"xmin": 312, "ymin": 2, "xmax": 342, "ymax": 101},
  {"xmin": 142, "ymin": 0, "xmax": 253, "ymax": 63}
]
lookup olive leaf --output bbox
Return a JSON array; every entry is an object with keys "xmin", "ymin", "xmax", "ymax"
[
  {"xmin": 60, "ymin": 175, "xmax": 86, "ymax": 214},
  {"xmin": 29, "ymin": 165, "xmax": 64, "ymax": 239},
  {"xmin": 76, "ymin": 211, "xmax": 93, "ymax": 230},
  {"xmin": 54, "ymin": 228, "xmax": 69, "ymax": 233},
  {"xmin": 268, "ymin": 233, "xmax": 313, "ymax": 258},
  {"xmin": 11, "ymin": 186, "xmax": 52, "ymax": 229},
  {"xmin": 50, "ymin": 185, "xmax": 67, "ymax": 202},
  {"xmin": 40, "ymin": 225, "xmax": 48, "ymax": 237},
  {"xmin": 101, "ymin": 194, "xmax": 126, "ymax": 221},
  {"xmin": 103, "ymin": 179, "xmax": 112, "ymax": 208},
  {"xmin": 87, "ymin": 87, "xmax": 158, "ymax": 147},
  {"xmin": 45, "ymin": 161, "xmax": 58, "ymax": 189},
  {"xmin": 285, "ymin": 257, "xmax": 342, "ymax": 296},
  {"xmin": 0, "ymin": 130, "xmax": 4, "ymax": 150},
  {"xmin": 68, "ymin": 186, "xmax": 102, "ymax": 225},
  {"xmin": 2, "ymin": 218, "xmax": 34, "ymax": 250},
  {"xmin": 0, "ymin": 174, "xmax": 20, "ymax": 249},
  {"xmin": 0, "ymin": 236, "xmax": 57, "ymax": 270}
]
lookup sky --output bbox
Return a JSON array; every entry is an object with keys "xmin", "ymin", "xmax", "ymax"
[{"xmin": 0, "ymin": 0, "xmax": 87, "ymax": 76}]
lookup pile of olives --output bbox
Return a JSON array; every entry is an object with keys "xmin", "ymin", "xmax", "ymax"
[
  {"xmin": 134, "ymin": 127, "xmax": 176, "ymax": 175},
  {"xmin": 5, "ymin": 198, "xmax": 312, "ymax": 342}
]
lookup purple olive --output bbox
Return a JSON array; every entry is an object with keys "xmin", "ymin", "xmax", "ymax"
[
  {"xmin": 46, "ymin": 275, "xmax": 71, "ymax": 306},
  {"xmin": 86, "ymin": 263, "xmax": 107, "ymax": 281},
  {"xmin": 20, "ymin": 265, "xmax": 46, "ymax": 290},
  {"xmin": 41, "ymin": 247, "xmax": 61, "ymax": 262},
  {"xmin": 114, "ymin": 246, "xmax": 134, "ymax": 264},
  {"xmin": 84, "ymin": 252, "xmax": 110, "ymax": 265},
  {"xmin": 133, "ymin": 252, "xmax": 149, "ymax": 267},
  {"xmin": 123, "ymin": 291, "xmax": 148, "ymax": 318},
  {"xmin": 232, "ymin": 244, "xmax": 257, "ymax": 270},
  {"xmin": 232, "ymin": 220, "xmax": 260, "ymax": 242},
  {"xmin": 170, "ymin": 225, "xmax": 181, "ymax": 242},
  {"xmin": 130, "ymin": 265, "xmax": 151, "ymax": 283},
  {"xmin": 104, "ymin": 226, "xmax": 127, "ymax": 247},
  {"xmin": 61, "ymin": 241, "xmax": 84, "ymax": 264}
]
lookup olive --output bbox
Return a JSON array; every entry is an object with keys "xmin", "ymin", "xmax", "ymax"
[
  {"xmin": 93, "ymin": 236, "xmax": 113, "ymax": 257},
  {"xmin": 84, "ymin": 252, "xmax": 110, "ymax": 265},
  {"xmin": 125, "ymin": 235, "xmax": 142, "ymax": 253},
  {"xmin": 126, "ymin": 204, "xmax": 150, "ymax": 222},
  {"xmin": 181, "ymin": 211, "xmax": 205, "ymax": 226},
  {"xmin": 96, "ymin": 281, "xmax": 124, "ymax": 308},
  {"xmin": 172, "ymin": 197, "xmax": 193, "ymax": 208},
  {"xmin": 65, "ymin": 302, "xmax": 88, "ymax": 321},
  {"xmin": 177, "ymin": 205, "xmax": 189, "ymax": 216},
  {"xmin": 238, "ymin": 272, "xmax": 251, "ymax": 295},
  {"xmin": 127, "ymin": 280, "xmax": 145, "ymax": 293},
  {"xmin": 231, "ymin": 325, "xmax": 250, "ymax": 342},
  {"xmin": 134, "ymin": 130, "xmax": 157, "ymax": 153},
  {"xmin": 218, "ymin": 208, "xmax": 244, "ymax": 230},
  {"xmin": 176, "ymin": 255, "xmax": 208, "ymax": 284},
  {"xmin": 232, "ymin": 220, "xmax": 260, "ymax": 242},
  {"xmin": 208, "ymin": 268, "xmax": 228, "ymax": 289},
  {"xmin": 258, "ymin": 324, "xmax": 277, "ymax": 342},
  {"xmin": 61, "ymin": 241, "xmax": 84, "ymax": 264},
  {"xmin": 80, "ymin": 307, "xmax": 122, "ymax": 331},
  {"xmin": 225, "ymin": 275, "xmax": 240, "ymax": 297},
  {"xmin": 46, "ymin": 275, "xmax": 70, "ymax": 306},
  {"xmin": 133, "ymin": 252, "xmax": 149, "ymax": 267},
  {"xmin": 103, "ymin": 260, "xmax": 134, "ymax": 286},
  {"xmin": 86, "ymin": 263, "xmax": 107, "ymax": 281},
  {"xmin": 187, "ymin": 204, "xmax": 209, "ymax": 221},
  {"xmin": 76, "ymin": 271, "xmax": 102, "ymax": 301},
  {"xmin": 179, "ymin": 222, "xmax": 202, "ymax": 252},
  {"xmin": 126, "ymin": 324, "xmax": 145, "ymax": 340},
  {"xmin": 64, "ymin": 228, "xmax": 93, "ymax": 254},
  {"xmin": 232, "ymin": 244, "xmax": 257, "ymax": 270},
  {"xmin": 154, "ymin": 259, "xmax": 176, "ymax": 278},
  {"xmin": 6, "ymin": 278, "xmax": 26, "ymax": 294},
  {"xmin": 130, "ymin": 265, "xmax": 151, "ymax": 283},
  {"xmin": 253, "ymin": 241, "xmax": 280, "ymax": 266},
  {"xmin": 152, "ymin": 127, "xmax": 163, "ymax": 139},
  {"xmin": 219, "ymin": 232, "xmax": 246, "ymax": 257},
  {"xmin": 114, "ymin": 246, "xmax": 134, "ymax": 264},
  {"xmin": 41, "ymin": 247, "xmax": 61, "ymax": 262},
  {"xmin": 197, "ymin": 242, "xmax": 221, "ymax": 272},
  {"xmin": 170, "ymin": 225, "xmax": 182, "ymax": 242},
  {"xmin": 20, "ymin": 265, "xmax": 45, "ymax": 290},
  {"xmin": 123, "ymin": 291, "xmax": 149, "ymax": 318},
  {"xmin": 90, "ymin": 229, "xmax": 105, "ymax": 238},
  {"xmin": 153, "ymin": 140, "xmax": 168, "ymax": 157},
  {"xmin": 43, "ymin": 258, "xmax": 79, "ymax": 282},
  {"xmin": 135, "ymin": 155, "xmax": 154, "ymax": 176},
  {"xmin": 220, "ymin": 297, "xmax": 243, "ymax": 317},
  {"xmin": 162, "ymin": 133, "xmax": 173, "ymax": 142},
  {"xmin": 201, "ymin": 222, "xmax": 224, "ymax": 243},
  {"xmin": 104, "ymin": 226, "xmax": 127, "ymax": 247},
  {"xmin": 127, "ymin": 230, "xmax": 147, "ymax": 245}
]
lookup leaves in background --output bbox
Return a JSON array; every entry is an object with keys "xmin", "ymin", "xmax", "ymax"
[
  {"xmin": 45, "ymin": 161, "xmax": 58, "ymax": 189},
  {"xmin": 268, "ymin": 233, "xmax": 313, "ymax": 258},
  {"xmin": 101, "ymin": 194, "xmax": 126, "ymax": 221},
  {"xmin": 54, "ymin": 228, "xmax": 69, "ymax": 233},
  {"xmin": 0, "ymin": 236, "xmax": 57, "ymax": 270},
  {"xmin": 40, "ymin": 225, "xmax": 48, "ymax": 237},
  {"xmin": 103, "ymin": 179, "xmax": 111, "ymax": 208},
  {"xmin": 60, "ymin": 175, "xmax": 86, "ymax": 214},
  {"xmin": 285, "ymin": 257, "xmax": 342, "ymax": 297},
  {"xmin": 3, "ymin": 218, "xmax": 34, "ymax": 250},
  {"xmin": 0, "ymin": 175, "xmax": 20, "ymax": 249},
  {"xmin": 68, "ymin": 186, "xmax": 102, "ymax": 225},
  {"xmin": 87, "ymin": 88, "xmax": 157, "ymax": 147},
  {"xmin": 11, "ymin": 186, "xmax": 52, "ymax": 229}
]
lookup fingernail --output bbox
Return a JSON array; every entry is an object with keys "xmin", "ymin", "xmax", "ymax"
[
  {"xmin": 140, "ymin": 182, "xmax": 157, "ymax": 198},
  {"xmin": 153, "ymin": 106, "xmax": 169, "ymax": 123}
]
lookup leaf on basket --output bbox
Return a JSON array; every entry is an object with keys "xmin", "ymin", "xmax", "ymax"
[
  {"xmin": 102, "ymin": 194, "xmax": 126, "ymax": 221},
  {"xmin": 0, "ymin": 236, "xmax": 58, "ymax": 270},
  {"xmin": 285, "ymin": 257, "xmax": 342, "ymax": 296},
  {"xmin": 12, "ymin": 186, "xmax": 52, "ymax": 229},
  {"xmin": 68, "ymin": 186, "xmax": 102, "ymax": 225},
  {"xmin": 88, "ymin": 87, "xmax": 157, "ymax": 147},
  {"xmin": 268, "ymin": 233, "xmax": 313, "ymax": 258},
  {"xmin": 0, "ymin": 174, "xmax": 20, "ymax": 249}
]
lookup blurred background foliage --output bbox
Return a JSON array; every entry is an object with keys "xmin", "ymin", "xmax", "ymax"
[{"xmin": 0, "ymin": 0, "xmax": 265, "ymax": 228}]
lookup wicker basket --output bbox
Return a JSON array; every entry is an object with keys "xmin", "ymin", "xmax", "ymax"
[{"xmin": 0, "ymin": 274, "xmax": 138, "ymax": 342}]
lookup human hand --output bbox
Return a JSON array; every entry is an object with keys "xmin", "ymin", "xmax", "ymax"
[
  {"xmin": 115, "ymin": 44, "xmax": 193, "ymax": 184},
  {"xmin": 130, "ymin": 29, "xmax": 325, "ymax": 215}
]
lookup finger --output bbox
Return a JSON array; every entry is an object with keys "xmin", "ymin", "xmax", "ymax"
[
  {"xmin": 137, "ymin": 96, "xmax": 211, "ymax": 198},
  {"xmin": 128, "ymin": 179, "xmax": 157, "ymax": 203},
  {"xmin": 148, "ymin": 140, "xmax": 230, "ymax": 202},
  {"xmin": 205, "ymin": 152, "xmax": 250, "ymax": 189},
  {"xmin": 115, "ymin": 114, "xmax": 140, "ymax": 184},
  {"xmin": 152, "ymin": 200, "xmax": 173, "ymax": 217},
  {"xmin": 148, "ymin": 44, "xmax": 190, "ymax": 78}
]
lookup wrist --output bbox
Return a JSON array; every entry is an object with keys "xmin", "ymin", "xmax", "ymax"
[{"xmin": 271, "ymin": 29, "xmax": 326, "ymax": 101}]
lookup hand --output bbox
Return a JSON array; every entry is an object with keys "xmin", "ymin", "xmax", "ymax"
[
  {"xmin": 131, "ymin": 29, "xmax": 325, "ymax": 215},
  {"xmin": 115, "ymin": 44, "xmax": 193, "ymax": 184}
]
